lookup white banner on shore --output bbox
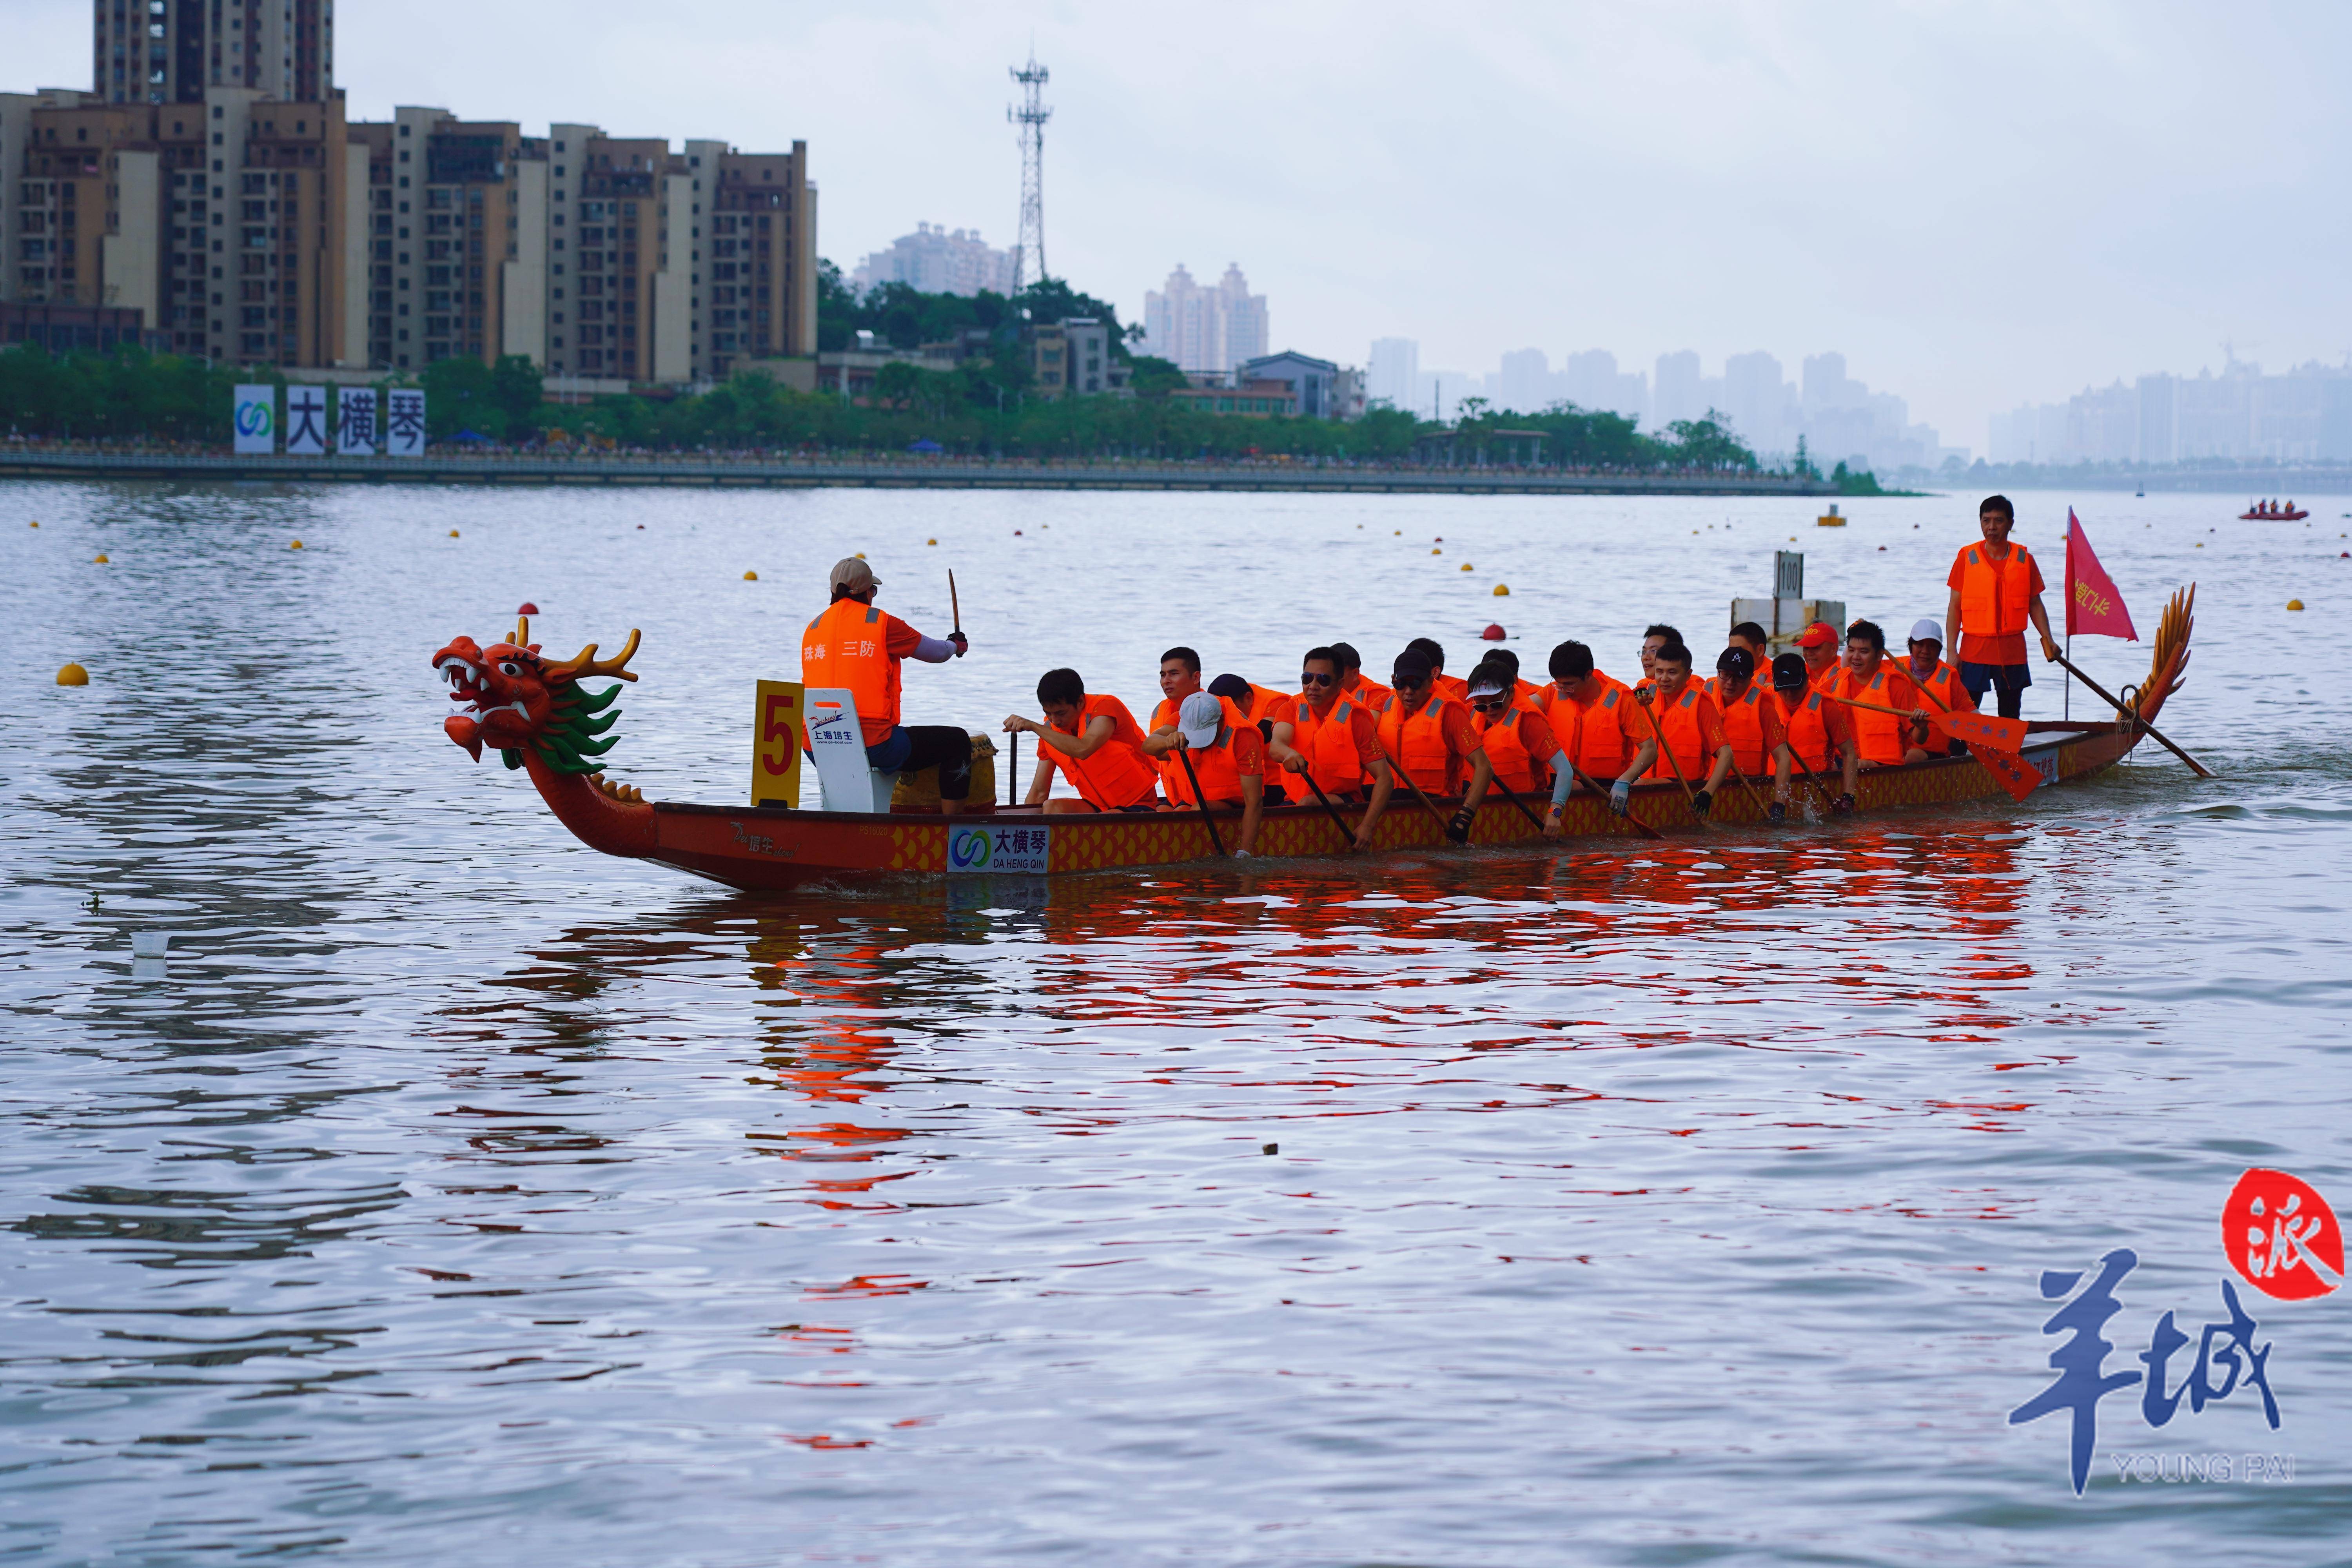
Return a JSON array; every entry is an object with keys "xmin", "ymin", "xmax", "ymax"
[
  {"xmin": 385, "ymin": 389, "xmax": 427, "ymax": 457},
  {"xmin": 232, "ymin": 385, "xmax": 275, "ymax": 454},
  {"xmin": 336, "ymin": 387, "xmax": 378, "ymax": 456},
  {"xmin": 284, "ymin": 386, "xmax": 328, "ymax": 456}
]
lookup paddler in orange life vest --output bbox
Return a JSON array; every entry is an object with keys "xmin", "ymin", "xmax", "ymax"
[
  {"xmin": 1464, "ymin": 659, "xmax": 1576, "ymax": 833},
  {"xmin": 1635, "ymin": 623, "xmax": 1682, "ymax": 692},
  {"xmin": 1633, "ymin": 641, "xmax": 1736, "ymax": 818},
  {"xmin": 1824, "ymin": 619, "xmax": 1932, "ymax": 769},
  {"xmin": 1005, "ymin": 667, "xmax": 1161, "ymax": 815},
  {"xmin": 1902, "ymin": 617, "xmax": 1977, "ymax": 758},
  {"xmin": 1268, "ymin": 644, "xmax": 1395, "ymax": 852},
  {"xmin": 1406, "ymin": 638, "xmax": 1467, "ymax": 704},
  {"xmin": 1331, "ymin": 642, "xmax": 1393, "ymax": 710},
  {"xmin": 1793, "ymin": 619, "xmax": 1842, "ymax": 691},
  {"xmin": 800, "ymin": 555, "xmax": 973, "ymax": 813},
  {"xmin": 1537, "ymin": 639, "xmax": 1650, "ymax": 817},
  {"xmin": 1705, "ymin": 646, "xmax": 1795, "ymax": 821},
  {"xmin": 1943, "ymin": 492, "xmax": 2059, "ymax": 720},
  {"xmin": 1769, "ymin": 651, "xmax": 1858, "ymax": 815},
  {"xmin": 1141, "ymin": 646, "xmax": 1247, "ymax": 803},
  {"xmin": 1208, "ymin": 671, "xmax": 1290, "ymax": 741},
  {"xmin": 1374, "ymin": 650, "xmax": 1496, "ymax": 844},
  {"xmin": 1146, "ymin": 690, "xmax": 1267, "ymax": 856}
]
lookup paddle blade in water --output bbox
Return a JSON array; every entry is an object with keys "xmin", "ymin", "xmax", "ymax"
[{"xmin": 1970, "ymin": 742, "xmax": 2042, "ymax": 803}]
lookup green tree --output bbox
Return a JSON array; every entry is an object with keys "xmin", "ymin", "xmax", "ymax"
[
  {"xmin": 492, "ymin": 355, "xmax": 543, "ymax": 425},
  {"xmin": 422, "ymin": 355, "xmax": 500, "ymax": 439},
  {"xmin": 1125, "ymin": 355, "xmax": 1189, "ymax": 397}
]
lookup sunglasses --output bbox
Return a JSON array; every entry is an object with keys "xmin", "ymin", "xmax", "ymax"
[
  {"xmin": 1300, "ymin": 671, "xmax": 1337, "ymax": 687},
  {"xmin": 1470, "ymin": 695, "xmax": 1510, "ymax": 713}
]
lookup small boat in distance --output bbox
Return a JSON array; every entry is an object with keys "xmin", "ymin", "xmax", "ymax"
[{"xmin": 2240, "ymin": 499, "xmax": 2308, "ymax": 521}]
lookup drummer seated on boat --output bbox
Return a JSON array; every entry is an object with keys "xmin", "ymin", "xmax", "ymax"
[
  {"xmin": 800, "ymin": 555, "xmax": 972, "ymax": 815},
  {"xmin": 1376, "ymin": 650, "xmax": 1495, "ymax": 844},
  {"xmin": 1005, "ymin": 668, "xmax": 1161, "ymax": 815},
  {"xmin": 1637, "ymin": 643, "xmax": 1736, "ymax": 818},
  {"xmin": 1267, "ymin": 645, "xmax": 1395, "ymax": 853},
  {"xmin": 1145, "ymin": 691, "xmax": 1267, "ymax": 856},
  {"xmin": 1827, "ymin": 620, "xmax": 1932, "ymax": 770}
]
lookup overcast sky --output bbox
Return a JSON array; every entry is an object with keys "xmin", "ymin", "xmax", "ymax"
[{"xmin": 16, "ymin": 0, "xmax": 2349, "ymax": 446}]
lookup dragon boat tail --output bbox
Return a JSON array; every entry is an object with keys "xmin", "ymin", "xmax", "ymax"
[{"xmin": 433, "ymin": 588, "xmax": 2196, "ymax": 893}]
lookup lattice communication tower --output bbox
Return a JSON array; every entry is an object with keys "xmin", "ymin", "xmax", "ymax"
[{"xmin": 1008, "ymin": 51, "xmax": 1052, "ymax": 291}]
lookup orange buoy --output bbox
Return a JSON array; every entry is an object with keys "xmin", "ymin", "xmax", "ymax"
[
  {"xmin": 56, "ymin": 662, "xmax": 89, "ymax": 686},
  {"xmin": 743, "ymin": 570, "xmax": 759, "ymax": 581},
  {"xmin": 1492, "ymin": 584, "xmax": 1509, "ymax": 596},
  {"xmin": 93, "ymin": 553, "xmax": 109, "ymax": 563},
  {"xmin": 290, "ymin": 539, "xmax": 304, "ymax": 550},
  {"xmin": 448, "ymin": 530, "xmax": 460, "ymax": 538}
]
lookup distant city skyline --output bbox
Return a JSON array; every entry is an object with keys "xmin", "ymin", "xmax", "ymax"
[{"xmin": 851, "ymin": 221, "xmax": 1017, "ymax": 298}]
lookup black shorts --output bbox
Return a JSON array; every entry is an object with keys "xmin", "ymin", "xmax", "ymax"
[{"xmin": 1958, "ymin": 661, "xmax": 2032, "ymax": 701}]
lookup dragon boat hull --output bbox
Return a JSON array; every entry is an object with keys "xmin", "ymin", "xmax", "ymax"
[{"xmin": 545, "ymin": 720, "xmax": 2148, "ymax": 892}]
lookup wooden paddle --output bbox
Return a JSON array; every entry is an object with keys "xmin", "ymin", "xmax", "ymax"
[
  {"xmin": 1296, "ymin": 771, "xmax": 1361, "ymax": 853},
  {"xmin": 1560, "ymin": 759, "xmax": 1665, "ymax": 840},
  {"xmin": 1632, "ymin": 686, "xmax": 1712, "ymax": 829},
  {"xmin": 1827, "ymin": 691, "xmax": 2027, "ymax": 752},
  {"xmin": 1485, "ymin": 771, "xmax": 1550, "ymax": 834},
  {"xmin": 1174, "ymin": 744, "xmax": 1226, "ymax": 857},
  {"xmin": 2047, "ymin": 650, "xmax": 2211, "ymax": 777},
  {"xmin": 1882, "ymin": 673, "xmax": 2043, "ymax": 805},
  {"xmin": 948, "ymin": 570, "xmax": 961, "ymax": 636}
]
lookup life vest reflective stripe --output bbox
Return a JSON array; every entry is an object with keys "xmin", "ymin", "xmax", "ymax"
[
  {"xmin": 1912, "ymin": 661, "xmax": 1967, "ymax": 718},
  {"xmin": 1777, "ymin": 690, "xmax": 1836, "ymax": 773},
  {"xmin": 1380, "ymin": 691, "xmax": 1470, "ymax": 795},
  {"xmin": 1053, "ymin": 694, "xmax": 1159, "ymax": 809},
  {"xmin": 1960, "ymin": 543, "xmax": 2036, "ymax": 641},
  {"xmin": 1835, "ymin": 668, "xmax": 1916, "ymax": 766},
  {"xmin": 1151, "ymin": 694, "xmax": 1248, "ymax": 803},
  {"xmin": 800, "ymin": 599, "xmax": 901, "ymax": 746},
  {"xmin": 1711, "ymin": 681, "xmax": 1776, "ymax": 775},
  {"xmin": 1643, "ymin": 684, "xmax": 1715, "ymax": 782},
  {"xmin": 1291, "ymin": 695, "xmax": 1374, "ymax": 796},
  {"xmin": 1475, "ymin": 706, "xmax": 1546, "ymax": 793}
]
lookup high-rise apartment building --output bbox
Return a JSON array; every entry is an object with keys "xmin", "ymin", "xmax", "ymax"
[
  {"xmin": 1367, "ymin": 337, "xmax": 1417, "ymax": 408},
  {"xmin": 1141, "ymin": 262, "xmax": 1267, "ymax": 376},
  {"xmin": 95, "ymin": 0, "xmax": 334, "ymax": 107},
  {"xmin": 851, "ymin": 222, "xmax": 1015, "ymax": 297},
  {"xmin": 2, "ymin": 3, "xmax": 816, "ymax": 380}
]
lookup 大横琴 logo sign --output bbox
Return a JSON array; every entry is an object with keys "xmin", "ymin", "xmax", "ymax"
[
  {"xmin": 947, "ymin": 823, "xmax": 1048, "ymax": 874},
  {"xmin": 2010, "ymin": 1168, "xmax": 2336, "ymax": 1494}
]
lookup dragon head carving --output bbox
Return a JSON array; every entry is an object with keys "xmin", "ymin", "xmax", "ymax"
[{"xmin": 434, "ymin": 615, "xmax": 639, "ymax": 775}]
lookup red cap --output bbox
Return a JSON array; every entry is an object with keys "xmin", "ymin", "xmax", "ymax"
[{"xmin": 1795, "ymin": 621, "xmax": 1838, "ymax": 649}]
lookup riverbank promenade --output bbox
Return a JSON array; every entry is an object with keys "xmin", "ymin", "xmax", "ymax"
[{"xmin": 0, "ymin": 444, "xmax": 1830, "ymax": 496}]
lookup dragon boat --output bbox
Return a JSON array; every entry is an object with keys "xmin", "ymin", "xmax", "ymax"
[{"xmin": 432, "ymin": 589, "xmax": 2197, "ymax": 893}]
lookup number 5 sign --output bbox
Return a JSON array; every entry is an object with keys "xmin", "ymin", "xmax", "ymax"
[{"xmin": 751, "ymin": 681, "xmax": 804, "ymax": 808}]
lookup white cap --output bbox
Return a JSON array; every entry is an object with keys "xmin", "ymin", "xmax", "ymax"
[
  {"xmin": 1178, "ymin": 691, "xmax": 1223, "ymax": 748},
  {"xmin": 1909, "ymin": 618, "xmax": 1944, "ymax": 645}
]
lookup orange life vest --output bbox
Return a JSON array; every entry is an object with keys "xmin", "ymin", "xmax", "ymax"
[
  {"xmin": 1774, "ymin": 688, "xmax": 1838, "ymax": 774},
  {"xmin": 1642, "ymin": 682, "xmax": 1719, "ymax": 782},
  {"xmin": 1708, "ymin": 678, "xmax": 1778, "ymax": 775},
  {"xmin": 800, "ymin": 598, "xmax": 902, "ymax": 746},
  {"xmin": 1287, "ymin": 693, "xmax": 1379, "ymax": 798},
  {"xmin": 1434, "ymin": 673, "xmax": 1469, "ymax": 704},
  {"xmin": 1378, "ymin": 690, "xmax": 1472, "ymax": 795},
  {"xmin": 1564, "ymin": 674, "xmax": 1639, "ymax": 780},
  {"xmin": 1830, "ymin": 665, "xmax": 1920, "ymax": 767},
  {"xmin": 1910, "ymin": 658, "xmax": 1966, "ymax": 743},
  {"xmin": 1475, "ymin": 705, "xmax": 1551, "ymax": 793},
  {"xmin": 1051, "ymin": 693, "xmax": 1159, "ymax": 809},
  {"xmin": 1958, "ymin": 542, "xmax": 2037, "ymax": 641},
  {"xmin": 1150, "ymin": 693, "xmax": 1248, "ymax": 803}
]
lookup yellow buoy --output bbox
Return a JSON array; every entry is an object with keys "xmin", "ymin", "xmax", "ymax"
[
  {"xmin": 94, "ymin": 553, "xmax": 109, "ymax": 563},
  {"xmin": 56, "ymin": 662, "xmax": 89, "ymax": 686},
  {"xmin": 290, "ymin": 539, "xmax": 304, "ymax": 550},
  {"xmin": 1394, "ymin": 530, "xmax": 1401, "ymax": 535},
  {"xmin": 926, "ymin": 538, "xmax": 937, "ymax": 546},
  {"xmin": 27, "ymin": 521, "xmax": 37, "ymax": 528},
  {"xmin": 2195, "ymin": 542, "xmax": 2203, "ymax": 548},
  {"xmin": 1493, "ymin": 584, "xmax": 1510, "ymax": 597},
  {"xmin": 1431, "ymin": 548, "xmax": 1442, "ymax": 555},
  {"xmin": 448, "ymin": 529, "xmax": 460, "ymax": 538},
  {"xmin": 744, "ymin": 570, "xmax": 759, "ymax": 581},
  {"xmin": 1460, "ymin": 563, "xmax": 1473, "ymax": 572},
  {"xmin": 855, "ymin": 551, "xmax": 866, "ymax": 559},
  {"xmin": 2287, "ymin": 599, "xmax": 2305, "ymax": 610}
]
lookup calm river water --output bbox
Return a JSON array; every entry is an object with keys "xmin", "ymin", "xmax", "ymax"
[{"xmin": 3, "ymin": 480, "xmax": 2348, "ymax": 1566}]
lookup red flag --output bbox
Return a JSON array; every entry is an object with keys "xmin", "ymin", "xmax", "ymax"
[{"xmin": 2064, "ymin": 509, "xmax": 2137, "ymax": 640}]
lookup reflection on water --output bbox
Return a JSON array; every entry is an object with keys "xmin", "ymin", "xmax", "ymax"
[{"xmin": 2, "ymin": 481, "xmax": 2348, "ymax": 1566}]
